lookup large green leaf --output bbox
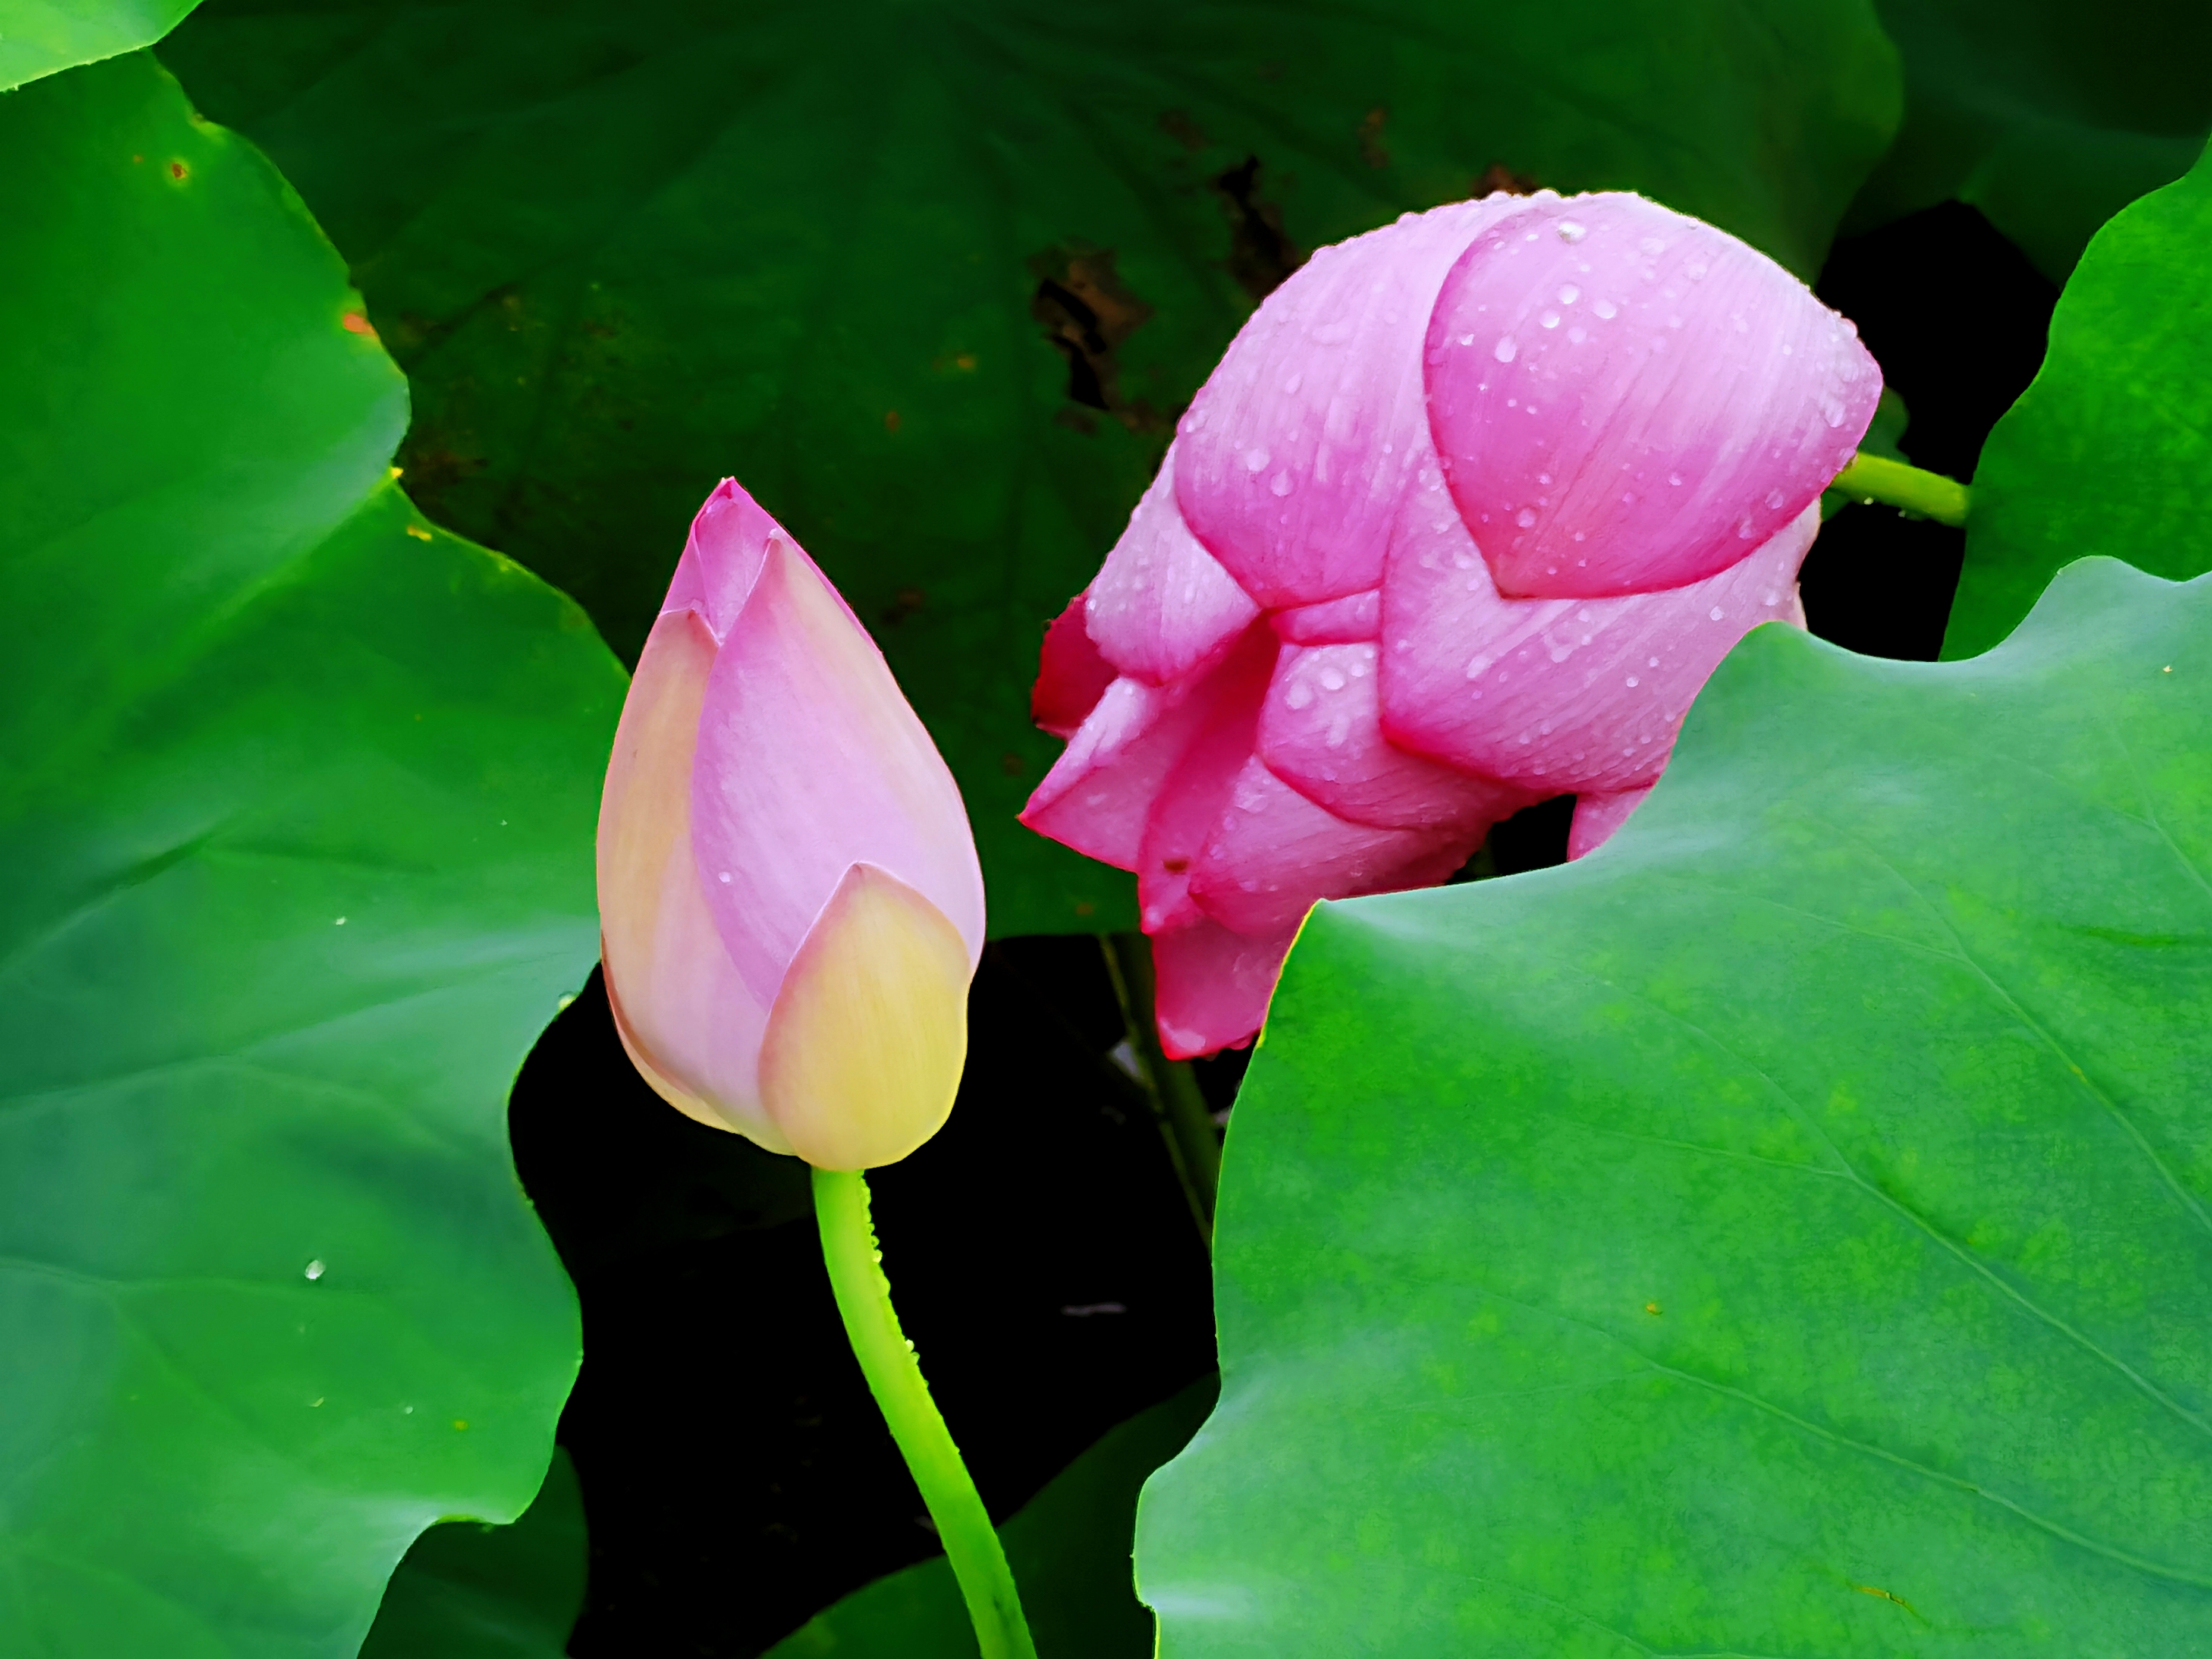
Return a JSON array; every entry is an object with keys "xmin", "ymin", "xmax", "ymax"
[
  {"xmin": 1137, "ymin": 557, "xmax": 2212, "ymax": 1654},
  {"xmin": 158, "ymin": 0, "xmax": 1902, "ymax": 935},
  {"xmin": 1845, "ymin": 0, "xmax": 2212, "ymax": 279},
  {"xmin": 0, "ymin": 51, "xmax": 622, "ymax": 1656},
  {"xmin": 359, "ymin": 1449, "xmax": 587, "ymax": 1659},
  {"xmin": 1944, "ymin": 140, "xmax": 2212, "ymax": 659},
  {"xmin": 0, "ymin": 0, "xmax": 200, "ymax": 89},
  {"xmin": 770, "ymin": 1378, "xmax": 1217, "ymax": 1659}
]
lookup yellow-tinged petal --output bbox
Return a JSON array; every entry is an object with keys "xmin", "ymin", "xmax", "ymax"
[
  {"xmin": 759, "ymin": 862, "xmax": 970, "ymax": 1170},
  {"xmin": 597, "ymin": 609, "xmax": 788, "ymax": 1152}
]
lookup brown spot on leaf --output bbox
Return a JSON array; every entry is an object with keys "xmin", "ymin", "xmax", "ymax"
[
  {"xmin": 167, "ymin": 160, "xmax": 189, "ymax": 181},
  {"xmin": 1214, "ymin": 156, "xmax": 1303, "ymax": 300},
  {"xmin": 1356, "ymin": 106, "xmax": 1390, "ymax": 170},
  {"xmin": 1476, "ymin": 162, "xmax": 1541, "ymax": 197},
  {"xmin": 1028, "ymin": 243, "xmax": 1173, "ymax": 435},
  {"xmin": 885, "ymin": 409, "xmax": 902, "ymax": 432},
  {"xmin": 880, "ymin": 587, "xmax": 926, "ymax": 628},
  {"xmin": 340, "ymin": 310, "xmax": 379, "ymax": 341},
  {"xmin": 1158, "ymin": 108, "xmax": 1209, "ymax": 153}
]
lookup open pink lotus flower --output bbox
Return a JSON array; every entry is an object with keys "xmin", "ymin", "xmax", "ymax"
[
  {"xmin": 1022, "ymin": 191, "xmax": 1879, "ymax": 1058},
  {"xmin": 598, "ymin": 481, "xmax": 986, "ymax": 1170}
]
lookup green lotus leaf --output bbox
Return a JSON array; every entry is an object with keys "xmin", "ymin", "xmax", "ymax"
[
  {"xmin": 0, "ymin": 51, "xmax": 621, "ymax": 1655},
  {"xmin": 1945, "ymin": 138, "xmax": 2212, "ymax": 659},
  {"xmin": 157, "ymin": 0, "xmax": 1902, "ymax": 935},
  {"xmin": 359, "ymin": 1449, "xmax": 587, "ymax": 1659},
  {"xmin": 1138, "ymin": 557, "xmax": 2212, "ymax": 1654},
  {"xmin": 0, "ymin": 0, "xmax": 200, "ymax": 90},
  {"xmin": 770, "ymin": 1378, "xmax": 1217, "ymax": 1659},
  {"xmin": 1847, "ymin": 0, "xmax": 2212, "ymax": 279}
]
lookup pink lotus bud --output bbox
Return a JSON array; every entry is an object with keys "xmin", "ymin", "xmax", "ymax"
[
  {"xmin": 1022, "ymin": 191, "xmax": 1878, "ymax": 1058},
  {"xmin": 598, "ymin": 481, "xmax": 985, "ymax": 1169}
]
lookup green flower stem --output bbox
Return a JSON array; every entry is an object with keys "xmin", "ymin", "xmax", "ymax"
[
  {"xmin": 1100, "ymin": 933, "xmax": 1221, "ymax": 1246},
  {"xmin": 1832, "ymin": 452, "xmax": 1972, "ymax": 527},
  {"xmin": 812, "ymin": 1167, "xmax": 1038, "ymax": 1659}
]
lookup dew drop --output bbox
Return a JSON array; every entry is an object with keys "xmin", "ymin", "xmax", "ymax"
[
  {"xmin": 1709, "ymin": 606, "xmax": 1726, "ymax": 621},
  {"xmin": 1540, "ymin": 310, "xmax": 1561, "ymax": 329},
  {"xmin": 1270, "ymin": 471, "xmax": 1294, "ymax": 497},
  {"xmin": 1625, "ymin": 676, "xmax": 1639, "ymax": 688},
  {"xmin": 1567, "ymin": 326, "xmax": 1587, "ymax": 344},
  {"xmin": 1515, "ymin": 507, "xmax": 1538, "ymax": 528},
  {"xmin": 1557, "ymin": 220, "xmax": 1588, "ymax": 242},
  {"xmin": 1593, "ymin": 299, "xmax": 1618, "ymax": 320},
  {"xmin": 1558, "ymin": 283, "xmax": 1580, "ymax": 305},
  {"xmin": 1244, "ymin": 447, "xmax": 1271, "ymax": 472},
  {"xmin": 1493, "ymin": 336, "xmax": 1518, "ymax": 363},
  {"xmin": 304, "ymin": 1260, "xmax": 326, "ymax": 1282}
]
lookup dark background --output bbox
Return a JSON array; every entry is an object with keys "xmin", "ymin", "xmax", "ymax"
[{"xmin": 507, "ymin": 199, "xmax": 2058, "ymax": 1657}]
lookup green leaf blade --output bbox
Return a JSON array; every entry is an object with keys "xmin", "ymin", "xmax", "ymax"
[
  {"xmin": 1947, "ymin": 141, "xmax": 2212, "ymax": 660},
  {"xmin": 1848, "ymin": 0, "xmax": 2212, "ymax": 280},
  {"xmin": 0, "ymin": 51, "xmax": 623, "ymax": 1655},
  {"xmin": 1138, "ymin": 561, "xmax": 2212, "ymax": 1654},
  {"xmin": 0, "ymin": 0, "xmax": 201, "ymax": 91}
]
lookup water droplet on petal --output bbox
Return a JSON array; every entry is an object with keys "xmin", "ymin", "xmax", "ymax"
[
  {"xmin": 1558, "ymin": 283, "xmax": 1580, "ymax": 305},
  {"xmin": 1244, "ymin": 447, "xmax": 1271, "ymax": 472},
  {"xmin": 1515, "ymin": 507, "xmax": 1538, "ymax": 528},
  {"xmin": 1709, "ymin": 606, "xmax": 1727, "ymax": 621},
  {"xmin": 1540, "ymin": 310, "xmax": 1561, "ymax": 329},
  {"xmin": 1270, "ymin": 471, "xmax": 1294, "ymax": 497},
  {"xmin": 1493, "ymin": 336, "xmax": 1518, "ymax": 363},
  {"xmin": 1593, "ymin": 299, "xmax": 1618, "ymax": 320},
  {"xmin": 1557, "ymin": 220, "xmax": 1588, "ymax": 243}
]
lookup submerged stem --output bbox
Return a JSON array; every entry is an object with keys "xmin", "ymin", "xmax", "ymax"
[
  {"xmin": 1100, "ymin": 933, "xmax": 1221, "ymax": 1247},
  {"xmin": 812, "ymin": 1167, "xmax": 1037, "ymax": 1659},
  {"xmin": 1831, "ymin": 452, "xmax": 1972, "ymax": 527}
]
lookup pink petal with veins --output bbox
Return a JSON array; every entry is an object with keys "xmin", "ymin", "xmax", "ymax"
[
  {"xmin": 1150, "ymin": 913, "xmax": 1296, "ymax": 1061},
  {"xmin": 1380, "ymin": 455, "xmax": 1817, "ymax": 795},
  {"xmin": 1130, "ymin": 628, "xmax": 1280, "ymax": 933},
  {"xmin": 692, "ymin": 528, "xmax": 985, "ymax": 1008},
  {"xmin": 1085, "ymin": 444, "xmax": 1261, "ymax": 684},
  {"xmin": 1424, "ymin": 193, "xmax": 1879, "ymax": 598},
  {"xmin": 1270, "ymin": 588, "xmax": 1381, "ymax": 644},
  {"xmin": 1188, "ymin": 757, "xmax": 1480, "ymax": 937},
  {"xmin": 1024, "ymin": 623, "xmax": 1276, "ymax": 874},
  {"xmin": 1174, "ymin": 195, "xmax": 1529, "ymax": 609},
  {"xmin": 1259, "ymin": 641, "xmax": 1532, "ymax": 830},
  {"xmin": 1568, "ymin": 785, "xmax": 1653, "ymax": 859}
]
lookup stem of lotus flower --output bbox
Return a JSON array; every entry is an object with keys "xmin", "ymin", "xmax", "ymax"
[
  {"xmin": 1100, "ymin": 933, "xmax": 1221, "ymax": 1246},
  {"xmin": 1830, "ymin": 452, "xmax": 1972, "ymax": 527},
  {"xmin": 813, "ymin": 1167, "xmax": 1038, "ymax": 1659}
]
